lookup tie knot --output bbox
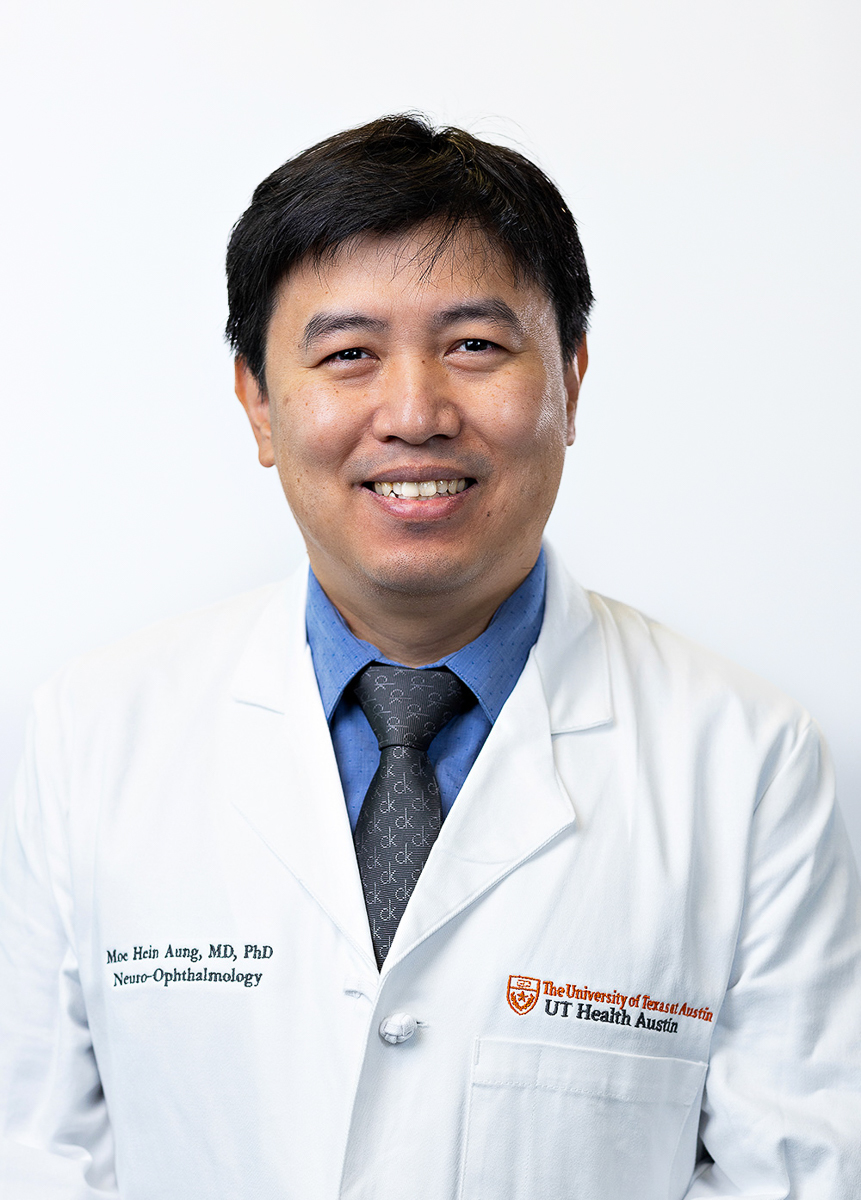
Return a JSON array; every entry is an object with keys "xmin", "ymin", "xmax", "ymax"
[{"xmin": 352, "ymin": 663, "xmax": 472, "ymax": 752}]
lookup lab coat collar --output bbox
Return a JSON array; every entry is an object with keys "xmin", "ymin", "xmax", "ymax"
[
  {"xmin": 535, "ymin": 543, "xmax": 613, "ymax": 734},
  {"xmin": 229, "ymin": 562, "xmax": 309, "ymax": 714},
  {"xmin": 229, "ymin": 544, "xmax": 613, "ymax": 735},
  {"xmin": 226, "ymin": 545, "xmax": 613, "ymax": 975}
]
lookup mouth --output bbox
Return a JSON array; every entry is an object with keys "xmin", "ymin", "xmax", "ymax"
[{"xmin": 363, "ymin": 478, "xmax": 472, "ymax": 500}]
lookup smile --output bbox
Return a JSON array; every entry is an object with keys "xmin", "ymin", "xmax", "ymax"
[{"xmin": 368, "ymin": 479, "xmax": 469, "ymax": 499}]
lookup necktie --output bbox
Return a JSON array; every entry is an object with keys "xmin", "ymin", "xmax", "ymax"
[{"xmin": 352, "ymin": 663, "xmax": 472, "ymax": 968}]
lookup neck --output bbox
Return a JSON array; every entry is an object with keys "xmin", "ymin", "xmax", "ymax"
[{"xmin": 311, "ymin": 561, "xmax": 536, "ymax": 667}]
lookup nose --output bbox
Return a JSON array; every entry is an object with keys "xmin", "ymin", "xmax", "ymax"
[{"xmin": 370, "ymin": 356, "xmax": 461, "ymax": 444}]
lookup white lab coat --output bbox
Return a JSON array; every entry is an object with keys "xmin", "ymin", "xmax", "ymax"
[{"xmin": 1, "ymin": 546, "xmax": 860, "ymax": 1199}]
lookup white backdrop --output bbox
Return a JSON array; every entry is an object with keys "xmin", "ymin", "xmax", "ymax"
[{"xmin": 2, "ymin": 0, "xmax": 859, "ymax": 861}]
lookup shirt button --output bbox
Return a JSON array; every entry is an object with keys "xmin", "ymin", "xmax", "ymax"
[{"xmin": 379, "ymin": 1013, "xmax": 418, "ymax": 1044}]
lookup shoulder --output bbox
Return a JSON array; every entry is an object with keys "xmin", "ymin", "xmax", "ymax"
[
  {"xmin": 31, "ymin": 572, "xmax": 304, "ymax": 728},
  {"xmin": 540, "ymin": 546, "xmax": 813, "ymax": 761},
  {"xmin": 592, "ymin": 589, "xmax": 803, "ymax": 723}
]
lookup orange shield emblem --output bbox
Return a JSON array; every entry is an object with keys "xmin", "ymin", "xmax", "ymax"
[{"xmin": 507, "ymin": 975, "xmax": 541, "ymax": 1015}]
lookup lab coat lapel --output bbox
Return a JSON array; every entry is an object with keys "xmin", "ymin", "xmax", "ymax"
[
  {"xmin": 385, "ymin": 547, "xmax": 613, "ymax": 970},
  {"xmin": 227, "ymin": 565, "xmax": 376, "ymax": 967},
  {"xmin": 384, "ymin": 654, "xmax": 572, "ymax": 971}
]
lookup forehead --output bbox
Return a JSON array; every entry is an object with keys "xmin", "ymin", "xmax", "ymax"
[{"xmin": 270, "ymin": 224, "xmax": 551, "ymax": 328}]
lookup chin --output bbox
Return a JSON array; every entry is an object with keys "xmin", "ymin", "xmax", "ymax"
[{"xmin": 354, "ymin": 546, "xmax": 487, "ymax": 599}]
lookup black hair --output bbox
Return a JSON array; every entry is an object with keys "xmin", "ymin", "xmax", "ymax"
[{"xmin": 225, "ymin": 113, "xmax": 593, "ymax": 383}]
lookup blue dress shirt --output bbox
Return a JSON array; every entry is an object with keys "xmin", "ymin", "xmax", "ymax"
[{"xmin": 305, "ymin": 550, "xmax": 547, "ymax": 829}]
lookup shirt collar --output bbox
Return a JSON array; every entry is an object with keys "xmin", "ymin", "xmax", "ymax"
[{"xmin": 305, "ymin": 550, "xmax": 546, "ymax": 725}]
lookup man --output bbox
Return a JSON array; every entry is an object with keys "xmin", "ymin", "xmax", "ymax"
[{"xmin": 2, "ymin": 114, "xmax": 859, "ymax": 1198}]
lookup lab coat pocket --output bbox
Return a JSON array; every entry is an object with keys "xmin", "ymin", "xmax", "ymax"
[{"xmin": 460, "ymin": 1038, "xmax": 706, "ymax": 1200}]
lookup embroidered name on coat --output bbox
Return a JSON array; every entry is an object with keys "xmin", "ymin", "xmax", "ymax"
[{"xmin": 105, "ymin": 942, "xmax": 274, "ymax": 989}]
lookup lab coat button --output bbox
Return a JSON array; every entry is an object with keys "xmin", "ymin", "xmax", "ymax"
[{"xmin": 379, "ymin": 1013, "xmax": 418, "ymax": 1044}]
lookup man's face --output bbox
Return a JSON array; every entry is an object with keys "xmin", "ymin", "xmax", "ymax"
[{"xmin": 236, "ymin": 226, "xmax": 585, "ymax": 614}]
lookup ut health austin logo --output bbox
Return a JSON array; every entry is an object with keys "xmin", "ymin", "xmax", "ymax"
[{"xmin": 507, "ymin": 975, "xmax": 541, "ymax": 1015}]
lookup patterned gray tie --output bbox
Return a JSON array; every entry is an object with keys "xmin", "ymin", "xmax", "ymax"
[{"xmin": 352, "ymin": 663, "xmax": 472, "ymax": 968}]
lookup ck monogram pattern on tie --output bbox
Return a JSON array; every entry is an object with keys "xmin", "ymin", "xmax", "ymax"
[{"xmin": 352, "ymin": 663, "xmax": 472, "ymax": 968}]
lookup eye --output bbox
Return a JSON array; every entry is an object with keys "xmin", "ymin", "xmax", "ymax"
[
  {"xmin": 327, "ymin": 347, "xmax": 370, "ymax": 361},
  {"xmin": 458, "ymin": 338, "xmax": 495, "ymax": 352}
]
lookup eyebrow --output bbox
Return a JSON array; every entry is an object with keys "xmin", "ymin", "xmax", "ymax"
[
  {"xmin": 431, "ymin": 299, "xmax": 525, "ymax": 337},
  {"xmin": 301, "ymin": 312, "xmax": 388, "ymax": 351}
]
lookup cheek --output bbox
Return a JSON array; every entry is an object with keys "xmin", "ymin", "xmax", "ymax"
[
  {"xmin": 484, "ymin": 385, "xmax": 568, "ymax": 464},
  {"xmin": 271, "ymin": 390, "xmax": 358, "ymax": 476}
]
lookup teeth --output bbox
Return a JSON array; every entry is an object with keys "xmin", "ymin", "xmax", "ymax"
[{"xmin": 371, "ymin": 479, "xmax": 467, "ymax": 499}]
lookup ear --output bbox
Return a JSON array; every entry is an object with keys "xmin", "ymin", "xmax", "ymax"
[
  {"xmin": 234, "ymin": 358, "xmax": 275, "ymax": 468},
  {"xmin": 563, "ymin": 336, "xmax": 589, "ymax": 446}
]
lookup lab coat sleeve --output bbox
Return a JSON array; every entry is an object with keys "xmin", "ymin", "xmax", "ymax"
[
  {"xmin": 0, "ymin": 686, "xmax": 119, "ymax": 1198},
  {"xmin": 685, "ymin": 717, "xmax": 861, "ymax": 1198}
]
